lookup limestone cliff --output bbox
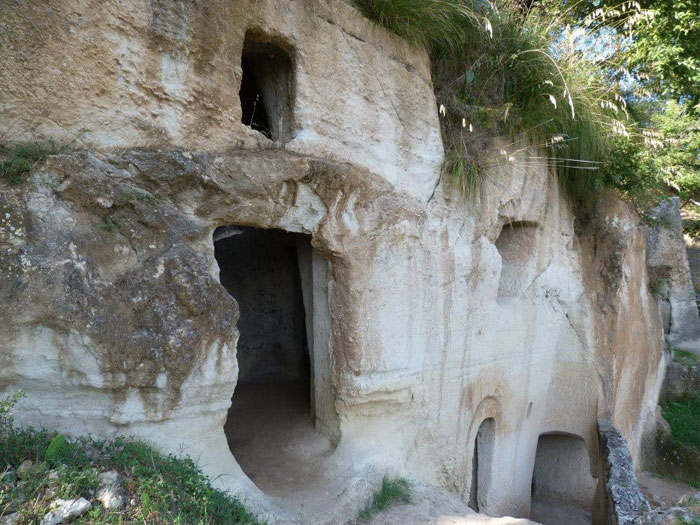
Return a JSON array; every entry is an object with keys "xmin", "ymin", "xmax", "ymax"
[{"xmin": 0, "ymin": 1, "xmax": 664, "ymax": 523}]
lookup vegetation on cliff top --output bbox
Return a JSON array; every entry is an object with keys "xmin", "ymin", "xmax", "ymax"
[
  {"xmin": 353, "ymin": 0, "xmax": 699, "ymax": 211},
  {"xmin": 1, "ymin": 391, "xmax": 260, "ymax": 524}
]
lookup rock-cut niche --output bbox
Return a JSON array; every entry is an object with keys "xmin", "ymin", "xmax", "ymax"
[
  {"xmin": 213, "ymin": 226, "xmax": 338, "ymax": 502},
  {"xmin": 529, "ymin": 433, "xmax": 598, "ymax": 525},
  {"xmin": 239, "ymin": 30, "xmax": 294, "ymax": 142},
  {"xmin": 495, "ymin": 221, "xmax": 539, "ymax": 299}
]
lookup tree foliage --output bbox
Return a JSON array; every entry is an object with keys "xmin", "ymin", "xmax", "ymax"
[{"xmin": 564, "ymin": 0, "xmax": 700, "ymax": 107}]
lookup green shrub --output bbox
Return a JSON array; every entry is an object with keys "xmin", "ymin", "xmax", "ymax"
[
  {"xmin": 0, "ymin": 391, "xmax": 260, "ymax": 524},
  {"xmin": 674, "ymin": 349, "xmax": 700, "ymax": 366},
  {"xmin": 657, "ymin": 391, "xmax": 700, "ymax": 488},
  {"xmin": 662, "ymin": 393, "xmax": 700, "ymax": 452}
]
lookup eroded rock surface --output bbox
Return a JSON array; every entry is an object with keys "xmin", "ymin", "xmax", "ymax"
[
  {"xmin": 0, "ymin": 1, "xmax": 666, "ymax": 523},
  {"xmin": 646, "ymin": 198, "xmax": 700, "ymax": 353}
]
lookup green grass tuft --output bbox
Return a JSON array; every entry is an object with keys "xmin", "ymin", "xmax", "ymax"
[
  {"xmin": 358, "ymin": 477, "xmax": 411, "ymax": 520},
  {"xmin": 0, "ymin": 141, "xmax": 61, "ymax": 184},
  {"xmin": 97, "ymin": 217, "xmax": 121, "ymax": 234},
  {"xmin": 674, "ymin": 349, "xmax": 700, "ymax": 366}
]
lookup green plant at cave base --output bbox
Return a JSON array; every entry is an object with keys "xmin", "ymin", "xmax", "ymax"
[
  {"xmin": 0, "ymin": 390, "xmax": 23, "ymax": 431},
  {"xmin": 358, "ymin": 476, "xmax": 411, "ymax": 520},
  {"xmin": 674, "ymin": 517, "xmax": 700, "ymax": 525},
  {"xmin": 0, "ymin": 391, "xmax": 260, "ymax": 524},
  {"xmin": 662, "ymin": 392, "xmax": 700, "ymax": 450},
  {"xmin": 353, "ymin": 0, "xmax": 667, "ymax": 208},
  {"xmin": 649, "ymin": 275, "xmax": 668, "ymax": 297}
]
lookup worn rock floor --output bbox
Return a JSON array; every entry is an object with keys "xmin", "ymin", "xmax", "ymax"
[
  {"xmin": 345, "ymin": 482, "xmax": 539, "ymax": 525},
  {"xmin": 224, "ymin": 382, "xmax": 590, "ymax": 525},
  {"xmin": 530, "ymin": 500, "xmax": 589, "ymax": 525},
  {"xmin": 225, "ymin": 381, "xmax": 372, "ymax": 523}
]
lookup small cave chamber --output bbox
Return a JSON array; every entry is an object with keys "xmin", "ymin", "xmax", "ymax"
[
  {"xmin": 213, "ymin": 226, "xmax": 337, "ymax": 504},
  {"xmin": 238, "ymin": 30, "xmax": 294, "ymax": 142},
  {"xmin": 529, "ymin": 433, "xmax": 598, "ymax": 525}
]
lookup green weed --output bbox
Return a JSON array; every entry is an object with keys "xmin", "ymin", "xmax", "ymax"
[
  {"xmin": 97, "ymin": 217, "xmax": 121, "ymax": 234},
  {"xmin": 358, "ymin": 477, "xmax": 411, "ymax": 520},
  {"xmin": 127, "ymin": 188, "xmax": 158, "ymax": 204},
  {"xmin": 0, "ymin": 141, "xmax": 61, "ymax": 184},
  {"xmin": 674, "ymin": 349, "xmax": 700, "ymax": 366},
  {"xmin": 650, "ymin": 276, "xmax": 669, "ymax": 297},
  {"xmin": 674, "ymin": 516, "xmax": 700, "ymax": 525}
]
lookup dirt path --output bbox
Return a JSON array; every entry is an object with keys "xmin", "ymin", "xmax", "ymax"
[{"xmin": 638, "ymin": 471, "xmax": 698, "ymax": 507}]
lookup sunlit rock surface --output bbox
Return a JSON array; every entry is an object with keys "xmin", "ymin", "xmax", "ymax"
[{"xmin": 0, "ymin": 1, "xmax": 664, "ymax": 523}]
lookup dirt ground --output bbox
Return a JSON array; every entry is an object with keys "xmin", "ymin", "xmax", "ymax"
[
  {"xmin": 344, "ymin": 483, "xmax": 539, "ymax": 525},
  {"xmin": 639, "ymin": 471, "xmax": 699, "ymax": 508}
]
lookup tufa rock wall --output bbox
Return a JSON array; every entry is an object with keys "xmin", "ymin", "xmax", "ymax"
[
  {"xmin": 646, "ymin": 197, "xmax": 700, "ymax": 353},
  {"xmin": 0, "ymin": 0, "xmax": 664, "ymax": 523}
]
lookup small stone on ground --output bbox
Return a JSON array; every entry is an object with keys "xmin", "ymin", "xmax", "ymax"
[
  {"xmin": 41, "ymin": 498, "xmax": 92, "ymax": 525},
  {"xmin": 97, "ymin": 470, "xmax": 124, "ymax": 510}
]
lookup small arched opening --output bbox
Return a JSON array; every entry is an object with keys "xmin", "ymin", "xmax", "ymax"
[{"xmin": 468, "ymin": 418, "xmax": 496, "ymax": 513}]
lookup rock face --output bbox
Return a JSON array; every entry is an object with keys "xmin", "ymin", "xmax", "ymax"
[
  {"xmin": 661, "ymin": 360, "xmax": 700, "ymax": 399},
  {"xmin": 646, "ymin": 198, "xmax": 700, "ymax": 353},
  {"xmin": 0, "ymin": 1, "xmax": 664, "ymax": 523}
]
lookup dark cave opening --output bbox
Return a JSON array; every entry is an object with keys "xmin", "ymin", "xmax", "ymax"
[
  {"xmin": 238, "ymin": 32, "xmax": 294, "ymax": 142},
  {"xmin": 468, "ymin": 418, "xmax": 495, "ymax": 513},
  {"xmin": 214, "ymin": 226, "xmax": 337, "ymax": 500}
]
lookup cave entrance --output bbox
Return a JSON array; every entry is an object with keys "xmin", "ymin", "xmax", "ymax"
[
  {"xmin": 214, "ymin": 226, "xmax": 337, "ymax": 503},
  {"xmin": 468, "ymin": 418, "xmax": 495, "ymax": 513},
  {"xmin": 530, "ymin": 433, "xmax": 597, "ymax": 525}
]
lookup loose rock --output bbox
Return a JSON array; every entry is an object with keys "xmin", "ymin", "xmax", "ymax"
[
  {"xmin": 96, "ymin": 470, "xmax": 124, "ymax": 510},
  {"xmin": 41, "ymin": 498, "xmax": 92, "ymax": 525},
  {"xmin": 642, "ymin": 506, "xmax": 698, "ymax": 525},
  {"xmin": 17, "ymin": 460, "xmax": 33, "ymax": 478},
  {"xmin": 0, "ymin": 513, "xmax": 19, "ymax": 525}
]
